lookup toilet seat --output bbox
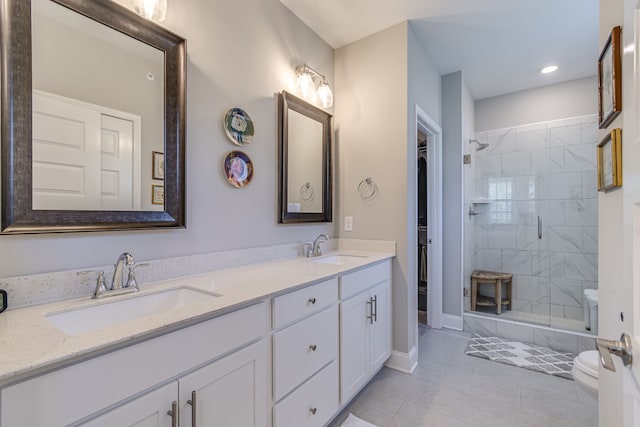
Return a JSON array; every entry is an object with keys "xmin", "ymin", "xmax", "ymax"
[
  {"xmin": 574, "ymin": 350, "xmax": 599, "ymax": 379},
  {"xmin": 573, "ymin": 350, "xmax": 599, "ymax": 398}
]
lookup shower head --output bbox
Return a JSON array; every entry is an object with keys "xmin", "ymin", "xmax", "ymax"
[{"xmin": 469, "ymin": 139, "xmax": 490, "ymax": 151}]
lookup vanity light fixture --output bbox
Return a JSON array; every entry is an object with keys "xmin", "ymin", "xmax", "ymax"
[
  {"xmin": 295, "ymin": 64, "xmax": 334, "ymax": 108},
  {"xmin": 134, "ymin": 0, "xmax": 167, "ymax": 22},
  {"xmin": 540, "ymin": 65, "xmax": 558, "ymax": 74}
]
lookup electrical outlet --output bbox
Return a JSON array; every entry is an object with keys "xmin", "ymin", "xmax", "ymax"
[
  {"xmin": 463, "ymin": 154, "xmax": 471, "ymax": 164},
  {"xmin": 344, "ymin": 216, "xmax": 353, "ymax": 231},
  {"xmin": 464, "ymin": 288, "xmax": 470, "ymax": 297}
]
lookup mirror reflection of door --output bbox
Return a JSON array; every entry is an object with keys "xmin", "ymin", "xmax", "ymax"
[
  {"xmin": 31, "ymin": 0, "xmax": 164, "ymax": 212},
  {"xmin": 286, "ymin": 109, "xmax": 323, "ymax": 214},
  {"xmin": 32, "ymin": 91, "xmax": 143, "ymax": 211}
]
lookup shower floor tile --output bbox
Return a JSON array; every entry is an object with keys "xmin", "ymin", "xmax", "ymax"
[{"xmin": 465, "ymin": 333, "xmax": 576, "ymax": 379}]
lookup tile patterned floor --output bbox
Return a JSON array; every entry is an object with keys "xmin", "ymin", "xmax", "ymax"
[
  {"xmin": 328, "ymin": 327, "xmax": 598, "ymax": 427},
  {"xmin": 465, "ymin": 334, "xmax": 576, "ymax": 380}
]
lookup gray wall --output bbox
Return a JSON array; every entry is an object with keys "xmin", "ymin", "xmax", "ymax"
[
  {"xmin": 1, "ymin": 0, "xmax": 335, "ymax": 277},
  {"xmin": 475, "ymin": 76, "xmax": 597, "ymax": 131},
  {"xmin": 335, "ymin": 22, "xmax": 411, "ymax": 353},
  {"xmin": 441, "ymin": 71, "xmax": 464, "ymax": 316}
]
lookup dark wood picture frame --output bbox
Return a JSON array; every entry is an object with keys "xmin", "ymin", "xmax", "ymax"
[
  {"xmin": 152, "ymin": 151, "xmax": 164, "ymax": 180},
  {"xmin": 597, "ymin": 128, "xmax": 622, "ymax": 191},
  {"xmin": 598, "ymin": 26, "xmax": 622, "ymax": 129},
  {"xmin": 0, "ymin": 0, "xmax": 186, "ymax": 233}
]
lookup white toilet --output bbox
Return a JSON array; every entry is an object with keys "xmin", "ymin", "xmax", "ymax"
[{"xmin": 573, "ymin": 350, "xmax": 599, "ymax": 399}]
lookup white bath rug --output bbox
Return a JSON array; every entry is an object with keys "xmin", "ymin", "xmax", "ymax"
[
  {"xmin": 465, "ymin": 334, "xmax": 576, "ymax": 380},
  {"xmin": 340, "ymin": 413, "xmax": 379, "ymax": 427}
]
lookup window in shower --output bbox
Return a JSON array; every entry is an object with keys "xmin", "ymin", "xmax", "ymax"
[{"xmin": 488, "ymin": 178, "xmax": 513, "ymax": 224}]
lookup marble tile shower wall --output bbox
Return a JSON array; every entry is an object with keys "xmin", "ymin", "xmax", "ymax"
[{"xmin": 470, "ymin": 115, "xmax": 598, "ymax": 323}]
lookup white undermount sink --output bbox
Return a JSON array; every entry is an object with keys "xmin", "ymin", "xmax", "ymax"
[
  {"xmin": 310, "ymin": 254, "xmax": 367, "ymax": 265},
  {"xmin": 46, "ymin": 287, "xmax": 221, "ymax": 336}
]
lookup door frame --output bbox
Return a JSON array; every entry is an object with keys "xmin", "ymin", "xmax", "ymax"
[{"xmin": 415, "ymin": 104, "xmax": 443, "ymax": 330}]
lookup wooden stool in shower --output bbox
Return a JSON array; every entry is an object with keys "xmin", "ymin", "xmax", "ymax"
[{"xmin": 471, "ymin": 270, "xmax": 513, "ymax": 315}]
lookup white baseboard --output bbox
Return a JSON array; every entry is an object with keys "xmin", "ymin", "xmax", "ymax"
[
  {"xmin": 442, "ymin": 314, "xmax": 463, "ymax": 331},
  {"xmin": 385, "ymin": 346, "xmax": 418, "ymax": 374}
]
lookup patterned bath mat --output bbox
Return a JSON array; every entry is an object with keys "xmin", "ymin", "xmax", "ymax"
[{"xmin": 465, "ymin": 334, "xmax": 576, "ymax": 380}]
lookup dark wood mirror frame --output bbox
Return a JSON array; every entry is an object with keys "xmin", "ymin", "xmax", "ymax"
[
  {"xmin": 0, "ymin": 0, "xmax": 186, "ymax": 233},
  {"xmin": 277, "ymin": 91, "xmax": 332, "ymax": 224}
]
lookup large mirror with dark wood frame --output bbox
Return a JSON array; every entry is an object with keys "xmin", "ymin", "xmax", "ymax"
[
  {"xmin": 0, "ymin": 0, "xmax": 186, "ymax": 233},
  {"xmin": 277, "ymin": 90, "xmax": 332, "ymax": 224}
]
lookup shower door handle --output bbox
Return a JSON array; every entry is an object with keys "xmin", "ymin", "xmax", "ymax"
[{"xmin": 537, "ymin": 216, "xmax": 542, "ymax": 239}]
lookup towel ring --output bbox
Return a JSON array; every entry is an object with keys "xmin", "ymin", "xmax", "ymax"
[
  {"xmin": 299, "ymin": 182, "xmax": 314, "ymax": 202},
  {"xmin": 358, "ymin": 177, "xmax": 378, "ymax": 200}
]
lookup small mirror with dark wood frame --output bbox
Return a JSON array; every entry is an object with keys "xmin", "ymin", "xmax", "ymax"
[
  {"xmin": 0, "ymin": 0, "xmax": 186, "ymax": 233},
  {"xmin": 277, "ymin": 91, "xmax": 332, "ymax": 224}
]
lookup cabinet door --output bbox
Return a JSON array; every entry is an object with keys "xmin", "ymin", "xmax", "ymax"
[
  {"xmin": 369, "ymin": 281, "xmax": 392, "ymax": 371},
  {"xmin": 81, "ymin": 382, "xmax": 177, "ymax": 427},
  {"xmin": 179, "ymin": 340, "xmax": 267, "ymax": 427},
  {"xmin": 339, "ymin": 290, "xmax": 370, "ymax": 405}
]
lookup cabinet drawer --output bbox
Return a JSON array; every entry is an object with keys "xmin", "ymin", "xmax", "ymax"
[
  {"xmin": 273, "ymin": 278, "xmax": 337, "ymax": 329},
  {"xmin": 273, "ymin": 305, "xmax": 338, "ymax": 402},
  {"xmin": 340, "ymin": 260, "xmax": 391, "ymax": 299},
  {"xmin": 273, "ymin": 360, "xmax": 339, "ymax": 427}
]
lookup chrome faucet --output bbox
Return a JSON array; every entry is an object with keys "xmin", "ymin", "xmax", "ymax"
[
  {"xmin": 91, "ymin": 252, "xmax": 140, "ymax": 299},
  {"xmin": 308, "ymin": 233, "xmax": 329, "ymax": 257},
  {"xmin": 112, "ymin": 252, "xmax": 136, "ymax": 290}
]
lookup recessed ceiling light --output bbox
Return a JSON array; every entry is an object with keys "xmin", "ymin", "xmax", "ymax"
[{"xmin": 540, "ymin": 65, "xmax": 559, "ymax": 74}]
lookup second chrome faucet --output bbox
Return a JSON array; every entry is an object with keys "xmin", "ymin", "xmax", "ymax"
[{"xmin": 305, "ymin": 234, "xmax": 329, "ymax": 257}]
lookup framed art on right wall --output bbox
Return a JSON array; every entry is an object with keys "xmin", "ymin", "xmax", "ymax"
[
  {"xmin": 597, "ymin": 128, "xmax": 622, "ymax": 192},
  {"xmin": 598, "ymin": 25, "xmax": 622, "ymax": 129}
]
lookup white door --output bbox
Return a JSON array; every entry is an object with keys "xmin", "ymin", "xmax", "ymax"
[
  {"xmin": 416, "ymin": 106, "xmax": 443, "ymax": 330},
  {"xmin": 339, "ymin": 289, "xmax": 370, "ymax": 404},
  {"xmin": 81, "ymin": 381, "xmax": 177, "ymax": 427},
  {"xmin": 100, "ymin": 115, "xmax": 137, "ymax": 210},
  {"xmin": 369, "ymin": 281, "xmax": 391, "ymax": 371},
  {"xmin": 32, "ymin": 91, "xmax": 141, "ymax": 211},
  {"xmin": 178, "ymin": 341, "xmax": 268, "ymax": 427},
  {"xmin": 597, "ymin": 2, "xmax": 640, "ymax": 426},
  {"xmin": 33, "ymin": 92, "xmax": 102, "ymax": 210}
]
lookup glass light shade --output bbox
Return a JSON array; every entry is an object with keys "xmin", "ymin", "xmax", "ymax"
[
  {"xmin": 317, "ymin": 82, "xmax": 333, "ymax": 108},
  {"xmin": 134, "ymin": 0, "xmax": 167, "ymax": 22},
  {"xmin": 295, "ymin": 72, "xmax": 316, "ymax": 102}
]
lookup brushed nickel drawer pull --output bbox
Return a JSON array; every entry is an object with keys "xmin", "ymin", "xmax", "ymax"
[
  {"xmin": 187, "ymin": 390, "xmax": 197, "ymax": 427},
  {"xmin": 309, "ymin": 344, "xmax": 317, "ymax": 351},
  {"xmin": 167, "ymin": 401, "xmax": 178, "ymax": 427}
]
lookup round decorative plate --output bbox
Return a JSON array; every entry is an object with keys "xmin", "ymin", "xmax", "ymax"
[
  {"xmin": 223, "ymin": 107, "xmax": 254, "ymax": 146},
  {"xmin": 223, "ymin": 151, "xmax": 253, "ymax": 188}
]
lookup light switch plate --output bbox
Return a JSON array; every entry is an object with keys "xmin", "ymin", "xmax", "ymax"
[{"xmin": 344, "ymin": 216, "xmax": 353, "ymax": 231}]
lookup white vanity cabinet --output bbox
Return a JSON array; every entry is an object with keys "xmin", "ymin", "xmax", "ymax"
[
  {"xmin": 0, "ymin": 303, "xmax": 268, "ymax": 427},
  {"xmin": 271, "ymin": 278, "xmax": 339, "ymax": 427},
  {"xmin": 82, "ymin": 341, "xmax": 267, "ymax": 427},
  {"xmin": 81, "ymin": 381, "xmax": 178, "ymax": 427},
  {"xmin": 339, "ymin": 261, "xmax": 392, "ymax": 404}
]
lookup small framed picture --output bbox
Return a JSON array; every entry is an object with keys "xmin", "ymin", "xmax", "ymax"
[
  {"xmin": 152, "ymin": 184, "xmax": 165, "ymax": 205},
  {"xmin": 597, "ymin": 128, "xmax": 622, "ymax": 191},
  {"xmin": 598, "ymin": 26, "xmax": 622, "ymax": 129},
  {"xmin": 152, "ymin": 151, "xmax": 164, "ymax": 180}
]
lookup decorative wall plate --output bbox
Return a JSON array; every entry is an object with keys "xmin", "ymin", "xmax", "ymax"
[
  {"xmin": 223, "ymin": 107, "xmax": 254, "ymax": 145},
  {"xmin": 223, "ymin": 150, "xmax": 253, "ymax": 188}
]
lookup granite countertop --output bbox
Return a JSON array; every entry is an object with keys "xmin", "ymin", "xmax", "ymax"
[{"xmin": 0, "ymin": 249, "xmax": 394, "ymax": 386}]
